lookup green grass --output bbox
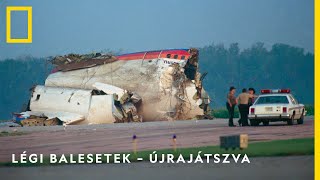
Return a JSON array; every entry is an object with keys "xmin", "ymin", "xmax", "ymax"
[
  {"xmin": 1, "ymin": 138, "xmax": 313, "ymax": 167},
  {"xmin": 0, "ymin": 131, "xmax": 26, "ymax": 137},
  {"xmin": 212, "ymin": 108, "xmax": 240, "ymax": 119},
  {"xmin": 305, "ymin": 105, "xmax": 314, "ymax": 116}
]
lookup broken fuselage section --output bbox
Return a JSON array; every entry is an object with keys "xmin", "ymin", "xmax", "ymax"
[{"xmin": 23, "ymin": 48, "xmax": 211, "ymax": 125}]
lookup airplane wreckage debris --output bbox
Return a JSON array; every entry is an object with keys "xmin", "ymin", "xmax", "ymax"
[{"xmin": 14, "ymin": 48, "xmax": 212, "ymax": 126}]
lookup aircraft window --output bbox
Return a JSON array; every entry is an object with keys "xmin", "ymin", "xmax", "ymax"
[
  {"xmin": 181, "ymin": 56, "xmax": 185, "ymax": 60},
  {"xmin": 173, "ymin": 55, "xmax": 178, "ymax": 59},
  {"xmin": 166, "ymin": 54, "xmax": 171, "ymax": 58}
]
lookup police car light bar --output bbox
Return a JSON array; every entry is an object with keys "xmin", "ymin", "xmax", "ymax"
[
  {"xmin": 260, "ymin": 89, "xmax": 290, "ymax": 94},
  {"xmin": 261, "ymin": 89, "xmax": 271, "ymax": 94}
]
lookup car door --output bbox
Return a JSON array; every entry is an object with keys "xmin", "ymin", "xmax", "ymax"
[
  {"xmin": 289, "ymin": 95, "xmax": 301, "ymax": 119},
  {"xmin": 293, "ymin": 96, "xmax": 305, "ymax": 117}
]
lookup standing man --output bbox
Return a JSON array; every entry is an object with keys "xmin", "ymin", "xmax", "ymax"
[
  {"xmin": 226, "ymin": 86, "xmax": 237, "ymax": 127},
  {"xmin": 248, "ymin": 88, "xmax": 256, "ymax": 106},
  {"xmin": 237, "ymin": 88, "xmax": 256, "ymax": 126}
]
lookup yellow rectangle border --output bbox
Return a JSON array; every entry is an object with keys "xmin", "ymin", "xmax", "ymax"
[
  {"xmin": 6, "ymin": 6, "xmax": 32, "ymax": 43},
  {"xmin": 315, "ymin": 0, "xmax": 319, "ymax": 179}
]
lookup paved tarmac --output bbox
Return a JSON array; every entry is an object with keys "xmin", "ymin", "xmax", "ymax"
[
  {"xmin": 0, "ymin": 156, "xmax": 314, "ymax": 180},
  {"xmin": 0, "ymin": 117, "xmax": 314, "ymax": 162}
]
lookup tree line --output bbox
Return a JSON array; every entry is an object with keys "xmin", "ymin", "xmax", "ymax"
[
  {"xmin": 199, "ymin": 42, "xmax": 314, "ymax": 108},
  {"xmin": 0, "ymin": 42, "xmax": 314, "ymax": 119}
]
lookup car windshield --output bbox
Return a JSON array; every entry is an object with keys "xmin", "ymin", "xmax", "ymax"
[{"xmin": 255, "ymin": 96, "xmax": 289, "ymax": 104}]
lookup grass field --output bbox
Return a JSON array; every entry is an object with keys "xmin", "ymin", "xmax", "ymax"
[
  {"xmin": 1, "ymin": 138, "xmax": 314, "ymax": 167},
  {"xmin": 0, "ymin": 131, "xmax": 26, "ymax": 137}
]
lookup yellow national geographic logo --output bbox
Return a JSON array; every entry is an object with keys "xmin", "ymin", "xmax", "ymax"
[{"xmin": 6, "ymin": 6, "xmax": 32, "ymax": 43}]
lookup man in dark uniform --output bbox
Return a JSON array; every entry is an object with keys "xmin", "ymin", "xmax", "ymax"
[
  {"xmin": 237, "ymin": 88, "xmax": 256, "ymax": 126},
  {"xmin": 226, "ymin": 86, "xmax": 237, "ymax": 127}
]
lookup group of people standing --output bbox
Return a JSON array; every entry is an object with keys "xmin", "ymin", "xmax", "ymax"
[{"xmin": 226, "ymin": 86, "xmax": 257, "ymax": 127}]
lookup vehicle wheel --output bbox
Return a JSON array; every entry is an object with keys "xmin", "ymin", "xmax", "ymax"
[
  {"xmin": 287, "ymin": 114, "xmax": 294, "ymax": 125},
  {"xmin": 262, "ymin": 120, "xmax": 269, "ymax": 126},
  {"xmin": 297, "ymin": 110, "xmax": 304, "ymax": 125},
  {"xmin": 250, "ymin": 120, "xmax": 259, "ymax": 126}
]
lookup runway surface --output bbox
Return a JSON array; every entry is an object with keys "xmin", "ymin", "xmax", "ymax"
[
  {"xmin": 0, "ymin": 156, "xmax": 314, "ymax": 180},
  {"xmin": 0, "ymin": 117, "xmax": 314, "ymax": 162}
]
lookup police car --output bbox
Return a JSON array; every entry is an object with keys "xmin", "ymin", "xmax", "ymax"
[{"xmin": 248, "ymin": 89, "xmax": 306, "ymax": 126}]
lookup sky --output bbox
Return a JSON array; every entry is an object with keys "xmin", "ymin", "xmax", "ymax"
[{"xmin": 0, "ymin": 0, "xmax": 314, "ymax": 60}]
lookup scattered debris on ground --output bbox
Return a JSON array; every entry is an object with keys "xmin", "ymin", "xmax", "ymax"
[{"xmin": 0, "ymin": 121, "xmax": 21, "ymax": 128}]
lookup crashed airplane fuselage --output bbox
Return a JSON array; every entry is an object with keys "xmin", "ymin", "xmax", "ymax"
[{"xmin": 24, "ymin": 48, "xmax": 211, "ymax": 125}]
